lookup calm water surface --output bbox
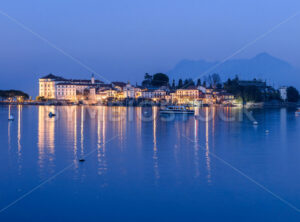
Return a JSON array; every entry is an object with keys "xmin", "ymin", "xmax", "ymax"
[{"xmin": 1, "ymin": 105, "xmax": 300, "ymax": 221}]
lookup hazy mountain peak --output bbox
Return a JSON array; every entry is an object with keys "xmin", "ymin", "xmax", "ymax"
[
  {"xmin": 167, "ymin": 53, "xmax": 300, "ymax": 88},
  {"xmin": 254, "ymin": 52, "xmax": 272, "ymax": 58}
]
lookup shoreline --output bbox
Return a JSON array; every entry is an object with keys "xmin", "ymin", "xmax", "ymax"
[{"xmin": 0, "ymin": 101, "xmax": 299, "ymax": 108}]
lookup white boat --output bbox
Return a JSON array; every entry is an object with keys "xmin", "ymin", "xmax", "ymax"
[
  {"xmin": 8, "ymin": 105, "xmax": 14, "ymax": 121},
  {"xmin": 160, "ymin": 105, "xmax": 194, "ymax": 114},
  {"xmin": 295, "ymin": 109, "xmax": 300, "ymax": 115}
]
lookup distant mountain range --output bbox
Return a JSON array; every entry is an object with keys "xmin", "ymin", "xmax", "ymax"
[{"xmin": 167, "ymin": 53, "xmax": 300, "ymax": 88}]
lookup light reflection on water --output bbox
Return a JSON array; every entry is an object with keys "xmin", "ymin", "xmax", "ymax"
[
  {"xmin": 4, "ymin": 105, "xmax": 292, "ymax": 183},
  {"xmin": 1, "ymin": 105, "xmax": 300, "ymax": 221}
]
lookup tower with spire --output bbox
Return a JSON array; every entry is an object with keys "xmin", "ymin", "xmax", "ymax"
[{"xmin": 91, "ymin": 74, "xmax": 95, "ymax": 84}]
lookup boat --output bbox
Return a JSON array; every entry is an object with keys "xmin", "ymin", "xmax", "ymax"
[
  {"xmin": 296, "ymin": 108, "xmax": 300, "ymax": 116},
  {"xmin": 8, "ymin": 105, "xmax": 14, "ymax": 121},
  {"xmin": 160, "ymin": 105, "xmax": 195, "ymax": 114},
  {"xmin": 48, "ymin": 112, "xmax": 56, "ymax": 118},
  {"xmin": 222, "ymin": 103, "xmax": 237, "ymax": 107}
]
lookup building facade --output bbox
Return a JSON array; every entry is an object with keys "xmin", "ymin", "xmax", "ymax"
[
  {"xmin": 279, "ymin": 86, "xmax": 287, "ymax": 101},
  {"xmin": 39, "ymin": 74, "xmax": 103, "ymax": 101}
]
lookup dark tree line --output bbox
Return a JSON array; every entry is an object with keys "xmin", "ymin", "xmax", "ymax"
[
  {"xmin": 287, "ymin": 86, "xmax": 299, "ymax": 102},
  {"xmin": 222, "ymin": 76, "xmax": 298, "ymax": 103},
  {"xmin": 141, "ymin": 73, "xmax": 299, "ymax": 103},
  {"xmin": 176, "ymin": 73, "xmax": 221, "ymax": 89},
  {"xmin": 0, "ymin": 90, "xmax": 29, "ymax": 99},
  {"xmin": 142, "ymin": 73, "xmax": 169, "ymax": 87},
  {"xmin": 142, "ymin": 73, "xmax": 223, "ymax": 89}
]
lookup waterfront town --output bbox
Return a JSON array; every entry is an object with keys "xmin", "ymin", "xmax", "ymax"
[
  {"xmin": 37, "ymin": 73, "xmax": 236, "ymax": 106},
  {"xmin": 0, "ymin": 72, "xmax": 299, "ymax": 107}
]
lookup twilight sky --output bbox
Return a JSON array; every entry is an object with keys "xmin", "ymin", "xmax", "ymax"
[{"xmin": 0, "ymin": 0, "xmax": 300, "ymax": 96}]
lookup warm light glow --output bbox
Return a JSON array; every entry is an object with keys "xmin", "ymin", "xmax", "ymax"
[
  {"xmin": 38, "ymin": 106, "xmax": 56, "ymax": 171},
  {"xmin": 205, "ymin": 108, "xmax": 211, "ymax": 183},
  {"xmin": 152, "ymin": 106, "xmax": 160, "ymax": 182}
]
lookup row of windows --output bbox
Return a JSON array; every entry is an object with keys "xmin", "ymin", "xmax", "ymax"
[
  {"xmin": 177, "ymin": 92, "xmax": 198, "ymax": 94},
  {"xmin": 40, "ymin": 84, "xmax": 53, "ymax": 87},
  {"xmin": 57, "ymin": 85, "xmax": 86, "ymax": 89},
  {"xmin": 57, "ymin": 92, "xmax": 76, "ymax": 96},
  {"xmin": 58, "ymin": 85, "xmax": 75, "ymax": 88},
  {"xmin": 42, "ymin": 89, "xmax": 54, "ymax": 91},
  {"xmin": 57, "ymin": 89, "xmax": 75, "ymax": 92}
]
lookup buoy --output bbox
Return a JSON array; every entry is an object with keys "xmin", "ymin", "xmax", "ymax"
[
  {"xmin": 8, "ymin": 115, "xmax": 14, "ymax": 121},
  {"xmin": 265, "ymin": 130, "xmax": 269, "ymax": 134},
  {"xmin": 79, "ymin": 159, "xmax": 85, "ymax": 162}
]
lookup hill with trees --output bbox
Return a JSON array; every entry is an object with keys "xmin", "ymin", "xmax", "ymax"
[{"xmin": 0, "ymin": 90, "xmax": 29, "ymax": 100}]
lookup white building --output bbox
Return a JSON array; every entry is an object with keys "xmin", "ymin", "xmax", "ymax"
[
  {"xmin": 39, "ymin": 74, "xmax": 104, "ymax": 101},
  {"xmin": 279, "ymin": 86, "xmax": 287, "ymax": 101},
  {"xmin": 56, "ymin": 83, "xmax": 77, "ymax": 100},
  {"xmin": 176, "ymin": 86, "xmax": 199, "ymax": 98},
  {"xmin": 140, "ymin": 89, "xmax": 166, "ymax": 99},
  {"xmin": 123, "ymin": 83, "xmax": 136, "ymax": 98},
  {"xmin": 197, "ymin": 86, "xmax": 206, "ymax": 93},
  {"xmin": 39, "ymin": 74, "xmax": 64, "ymax": 99}
]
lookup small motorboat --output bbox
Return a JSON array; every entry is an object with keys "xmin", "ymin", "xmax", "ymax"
[
  {"xmin": 48, "ymin": 112, "xmax": 56, "ymax": 118},
  {"xmin": 160, "ymin": 105, "xmax": 194, "ymax": 114},
  {"xmin": 8, "ymin": 105, "xmax": 14, "ymax": 121},
  {"xmin": 253, "ymin": 121, "xmax": 258, "ymax": 125},
  {"xmin": 295, "ymin": 109, "xmax": 300, "ymax": 116}
]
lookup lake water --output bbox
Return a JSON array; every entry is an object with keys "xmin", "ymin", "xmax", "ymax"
[{"xmin": 0, "ymin": 105, "xmax": 300, "ymax": 221}]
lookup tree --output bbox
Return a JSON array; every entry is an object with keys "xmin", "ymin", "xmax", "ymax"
[
  {"xmin": 211, "ymin": 73, "xmax": 221, "ymax": 88},
  {"xmin": 142, "ymin": 73, "xmax": 153, "ymax": 87},
  {"xmin": 287, "ymin": 86, "xmax": 299, "ymax": 102},
  {"xmin": 243, "ymin": 86, "xmax": 263, "ymax": 102},
  {"xmin": 187, "ymin": 78, "xmax": 195, "ymax": 86},
  {"xmin": 216, "ymin": 83, "xmax": 222, "ymax": 89},
  {"xmin": 36, "ymin": 96, "xmax": 46, "ymax": 101},
  {"xmin": 151, "ymin": 73, "xmax": 169, "ymax": 87},
  {"xmin": 224, "ymin": 78, "xmax": 239, "ymax": 95},
  {"xmin": 145, "ymin": 73, "xmax": 152, "ymax": 80},
  {"xmin": 196, "ymin": 79, "xmax": 201, "ymax": 86},
  {"xmin": 171, "ymin": 79, "xmax": 175, "ymax": 89},
  {"xmin": 0, "ymin": 90, "xmax": 29, "ymax": 99},
  {"xmin": 182, "ymin": 78, "xmax": 195, "ymax": 88},
  {"xmin": 178, "ymin": 79, "xmax": 183, "ymax": 88},
  {"xmin": 202, "ymin": 81, "xmax": 206, "ymax": 87},
  {"xmin": 183, "ymin": 79, "xmax": 189, "ymax": 87},
  {"xmin": 205, "ymin": 75, "xmax": 213, "ymax": 87}
]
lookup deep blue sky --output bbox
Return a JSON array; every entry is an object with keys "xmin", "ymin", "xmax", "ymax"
[{"xmin": 1, "ymin": 0, "xmax": 300, "ymax": 96}]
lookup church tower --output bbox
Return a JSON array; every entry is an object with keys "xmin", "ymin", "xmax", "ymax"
[{"xmin": 91, "ymin": 74, "xmax": 95, "ymax": 84}]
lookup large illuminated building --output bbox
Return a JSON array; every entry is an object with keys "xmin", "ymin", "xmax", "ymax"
[{"xmin": 39, "ymin": 74, "xmax": 104, "ymax": 101}]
